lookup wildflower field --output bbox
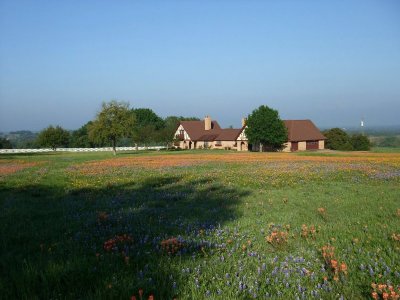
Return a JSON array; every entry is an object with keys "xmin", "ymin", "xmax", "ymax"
[{"xmin": 0, "ymin": 150, "xmax": 399, "ymax": 299}]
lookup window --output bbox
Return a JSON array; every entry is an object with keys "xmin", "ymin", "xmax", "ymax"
[{"xmin": 215, "ymin": 141, "xmax": 222, "ymax": 146}]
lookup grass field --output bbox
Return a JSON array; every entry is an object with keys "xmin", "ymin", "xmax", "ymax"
[{"xmin": 0, "ymin": 150, "xmax": 399, "ymax": 299}]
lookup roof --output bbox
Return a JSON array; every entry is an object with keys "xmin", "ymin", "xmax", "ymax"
[
  {"xmin": 178, "ymin": 119, "xmax": 325, "ymax": 142},
  {"xmin": 179, "ymin": 120, "xmax": 240, "ymax": 141},
  {"xmin": 217, "ymin": 128, "xmax": 242, "ymax": 140},
  {"xmin": 283, "ymin": 120, "xmax": 326, "ymax": 142}
]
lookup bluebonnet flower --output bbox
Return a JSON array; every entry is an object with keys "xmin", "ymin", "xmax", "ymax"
[{"xmin": 369, "ymin": 266, "xmax": 374, "ymax": 276}]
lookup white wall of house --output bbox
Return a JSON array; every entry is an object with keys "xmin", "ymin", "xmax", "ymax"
[
  {"xmin": 237, "ymin": 128, "xmax": 247, "ymax": 141},
  {"xmin": 318, "ymin": 140, "xmax": 325, "ymax": 150},
  {"xmin": 174, "ymin": 125, "xmax": 191, "ymax": 140}
]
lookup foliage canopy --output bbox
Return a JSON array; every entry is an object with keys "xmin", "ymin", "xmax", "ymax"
[
  {"xmin": 245, "ymin": 105, "xmax": 287, "ymax": 151},
  {"xmin": 37, "ymin": 125, "xmax": 70, "ymax": 150},
  {"xmin": 88, "ymin": 101, "xmax": 136, "ymax": 154},
  {"xmin": 350, "ymin": 134, "xmax": 371, "ymax": 151},
  {"xmin": 323, "ymin": 128, "xmax": 353, "ymax": 151}
]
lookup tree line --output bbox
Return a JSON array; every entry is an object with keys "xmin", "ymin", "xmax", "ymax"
[
  {"xmin": 8, "ymin": 101, "xmax": 198, "ymax": 153},
  {"xmin": 0, "ymin": 101, "xmax": 374, "ymax": 152}
]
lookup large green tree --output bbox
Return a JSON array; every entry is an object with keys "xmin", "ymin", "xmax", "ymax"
[
  {"xmin": 323, "ymin": 128, "xmax": 353, "ymax": 150},
  {"xmin": 37, "ymin": 125, "xmax": 70, "ymax": 151},
  {"xmin": 88, "ymin": 101, "xmax": 136, "ymax": 155},
  {"xmin": 131, "ymin": 108, "xmax": 164, "ymax": 147},
  {"xmin": 245, "ymin": 105, "xmax": 287, "ymax": 152}
]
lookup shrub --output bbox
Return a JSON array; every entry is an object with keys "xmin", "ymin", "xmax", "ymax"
[
  {"xmin": 323, "ymin": 128, "xmax": 353, "ymax": 151},
  {"xmin": 351, "ymin": 134, "xmax": 371, "ymax": 151}
]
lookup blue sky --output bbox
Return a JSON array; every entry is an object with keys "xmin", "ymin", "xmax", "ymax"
[{"xmin": 1, "ymin": 0, "xmax": 399, "ymax": 131}]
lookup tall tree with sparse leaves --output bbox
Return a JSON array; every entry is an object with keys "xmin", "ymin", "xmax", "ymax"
[
  {"xmin": 245, "ymin": 105, "xmax": 287, "ymax": 152},
  {"xmin": 37, "ymin": 125, "xmax": 70, "ymax": 151},
  {"xmin": 88, "ymin": 101, "xmax": 136, "ymax": 155}
]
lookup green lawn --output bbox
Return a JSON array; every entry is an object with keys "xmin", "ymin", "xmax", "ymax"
[{"xmin": 0, "ymin": 151, "xmax": 399, "ymax": 299}]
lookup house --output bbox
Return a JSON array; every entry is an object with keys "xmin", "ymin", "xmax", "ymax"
[
  {"xmin": 173, "ymin": 116, "xmax": 325, "ymax": 152},
  {"xmin": 174, "ymin": 116, "xmax": 248, "ymax": 151}
]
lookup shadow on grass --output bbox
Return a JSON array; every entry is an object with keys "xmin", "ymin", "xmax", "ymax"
[{"xmin": 0, "ymin": 174, "xmax": 248, "ymax": 299}]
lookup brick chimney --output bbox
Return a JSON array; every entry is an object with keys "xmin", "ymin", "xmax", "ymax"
[
  {"xmin": 241, "ymin": 117, "xmax": 247, "ymax": 127},
  {"xmin": 204, "ymin": 116, "xmax": 212, "ymax": 130}
]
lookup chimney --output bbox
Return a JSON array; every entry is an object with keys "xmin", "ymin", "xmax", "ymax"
[
  {"xmin": 241, "ymin": 117, "xmax": 247, "ymax": 127},
  {"xmin": 204, "ymin": 116, "xmax": 212, "ymax": 130}
]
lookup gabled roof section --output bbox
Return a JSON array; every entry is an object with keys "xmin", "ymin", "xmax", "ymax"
[
  {"xmin": 179, "ymin": 120, "xmax": 222, "ymax": 141},
  {"xmin": 283, "ymin": 120, "xmax": 326, "ymax": 142},
  {"xmin": 217, "ymin": 129, "xmax": 242, "ymax": 141}
]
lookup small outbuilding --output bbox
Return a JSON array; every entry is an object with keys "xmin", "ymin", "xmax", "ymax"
[{"xmin": 281, "ymin": 120, "xmax": 326, "ymax": 151}]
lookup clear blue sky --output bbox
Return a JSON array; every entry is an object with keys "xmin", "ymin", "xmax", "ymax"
[{"xmin": 1, "ymin": 0, "xmax": 399, "ymax": 131}]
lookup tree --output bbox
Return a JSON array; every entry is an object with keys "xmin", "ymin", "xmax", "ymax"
[
  {"xmin": 131, "ymin": 108, "xmax": 165, "ymax": 147},
  {"xmin": 132, "ymin": 108, "xmax": 165, "ymax": 130},
  {"xmin": 88, "ymin": 101, "xmax": 136, "ymax": 155},
  {"xmin": 0, "ymin": 137, "xmax": 12, "ymax": 149},
  {"xmin": 37, "ymin": 125, "xmax": 70, "ymax": 151},
  {"xmin": 245, "ymin": 105, "xmax": 287, "ymax": 152},
  {"xmin": 323, "ymin": 128, "xmax": 353, "ymax": 150},
  {"xmin": 351, "ymin": 134, "xmax": 371, "ymax": 151},
  {"xmin": 70, "ymin": 121, "xmax": 97, "ymax": 148}
]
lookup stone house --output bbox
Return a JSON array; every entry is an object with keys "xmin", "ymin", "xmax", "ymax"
[{"xmin": 173, "ymin": 116, "xmax": 325, "ymax": 152}]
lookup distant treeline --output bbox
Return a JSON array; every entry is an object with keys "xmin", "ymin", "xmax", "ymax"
[{"xmin": 0, "ymin": 108, "xmax": 199, "ymax": 149}]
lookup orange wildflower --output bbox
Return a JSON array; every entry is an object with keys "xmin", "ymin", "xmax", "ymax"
[{"xmin": 382, "ymin": 292, "xmax": 389, "ymax": 300}]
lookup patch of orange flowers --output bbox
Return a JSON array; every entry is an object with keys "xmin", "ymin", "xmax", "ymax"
[
  {"xmin": 301, "ymin": 224, "xmax": 318, "ymax": 239},
  {"xmin": 68, "ymin": 151, "xmax": 400, "ymax": 174},
  {"xmin": 321, "ymin": 245, "xmax": 347, "ymax": 281},
  {"xmin": 103, "ymin": 234, "xmax": 132, "ymax": 252},
  {"xmin": 131, "ymin": 288, "xmax": 154, "ymax": 300},
  {"xmin": 392, "ymin": 233, "xmax": 400, "ymax": 242},
  {"xmin": 160, "ymin": 237, "xmax": 184, "ymax": 255},
  {"xmin": 371, "ymin": 283, "xmax": 400, "ymax": 300},
  {"xmin": 266, "ymin": 229, "xmax": 288, "ymax": 247},
  {"xmin": 0, "ymin": 160, "xmax": 38, "ymax": 176}
]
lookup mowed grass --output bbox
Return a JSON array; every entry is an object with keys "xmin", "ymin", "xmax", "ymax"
[{"xmin": 0, "ymin": 150, "xmax": 399, "ymax": 299}]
